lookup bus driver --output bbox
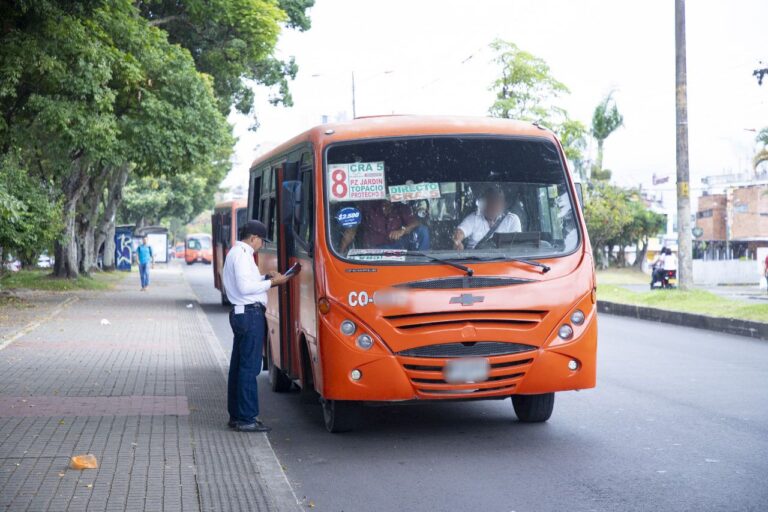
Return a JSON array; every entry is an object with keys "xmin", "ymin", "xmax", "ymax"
[{"xmin": 452, "ymin": 186, "xmax": 522, "ymax": 250}]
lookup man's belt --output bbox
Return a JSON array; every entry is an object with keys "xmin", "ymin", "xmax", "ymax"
[{"xmin": 243, "ymin": 302, "xmax": 266, "ymax": 312}]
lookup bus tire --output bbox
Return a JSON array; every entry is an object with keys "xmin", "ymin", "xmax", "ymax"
[
  {"xmin": 186, "ymin": 261, "xmax": 193, "ymax": 266},
  {"xmin": 512, "ymin": 393, "xmax": 555, "ymax": 423},
  {"xmin": 299, "ymin": 341, "xmax": 319, "ymax": 405},
  {"xmin": 267, "ymin": 341, "xmax": 292, "ymax": 393},
  {"xmin": 321, "ymin": 399, "xmax": 361, "ymax": 433}
]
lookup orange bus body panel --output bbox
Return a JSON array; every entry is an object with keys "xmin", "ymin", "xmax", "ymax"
[
  {"xmin": 212, "ymin": 199, "xmax": 247, "ymax": 293},
  {"xmin": 248, "ymin": 115, "xmax": 597, "ymax": 403}
]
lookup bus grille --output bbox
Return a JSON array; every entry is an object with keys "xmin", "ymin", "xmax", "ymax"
[
  {"xmin": 383, "ymin": 310, "xmax": 546, "ymax": 331},
  {"xmin": 400, "ymin": 357, "xmax": 534, "ymax": 398},
  {"xmin": 395, "ymin": 276, "xmax": 533, "ymax": 289},
  {"xmin": 397, "ymin": 342, "xmax": 536, "ymax": 358}
]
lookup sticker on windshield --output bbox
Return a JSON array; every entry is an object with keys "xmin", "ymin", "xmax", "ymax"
[
  {"xmin": 335, "ymin": 207, "xmax": 361, "ymax": 228},
  {"xmin": 388, "ymin": 182, "xmax": 441, "ymax": 202},
  {"xmin": 347, "ymin": 248, "xmax": 406, "ymax": 262},
  {"xmin": 328, "ymin": 161, "xmax": 386, "ymax": 202}
]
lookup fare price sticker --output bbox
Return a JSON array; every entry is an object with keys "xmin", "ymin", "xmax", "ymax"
[{"xmin": 328, "ymin": 162, "xmax": 386, "ymax": 202}]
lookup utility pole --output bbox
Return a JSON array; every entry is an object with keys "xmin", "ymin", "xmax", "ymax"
[
  {"xmin": 675, "ymin": 0, "xmax": 693, "ymax": 290},
  {"xmin": 351, "ymin": 71, "xmax": 356, "ymax": 119}
]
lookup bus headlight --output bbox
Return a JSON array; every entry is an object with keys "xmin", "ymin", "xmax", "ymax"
[
  {"xmin": 570, "ymin": 310, "xmax": 585, "ymax": 325},
  {"xmin": 558, "ymin": 324, "xmax": 574, "ymax": 340},
  {"xmin": 356, "ymin": 333, "xmax": 373, "ymax": 350},
  {"xmin": 340, "ymin": 320, "xmax": 357, "ymax": 336}
]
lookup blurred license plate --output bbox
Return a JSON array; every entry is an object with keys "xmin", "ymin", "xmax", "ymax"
[{"xmin": 444, "ymin": 358, "xmax": 490, "ymax": 384}]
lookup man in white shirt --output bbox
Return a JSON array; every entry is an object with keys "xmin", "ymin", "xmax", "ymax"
[
  {"xmin": 452, "ymin": 186, "xmax": 522, "ymax": 250},
  {"xmin": 223, "ymin": 220, "xmax": 295, "ymax": 432}
]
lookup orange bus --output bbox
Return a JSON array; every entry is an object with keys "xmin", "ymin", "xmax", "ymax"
[
  {"xmin": 212, "ymin": 199, "xmax": 248, "ymax": 304},
  {"xmin": 185, "ymin": 233, "xmax": 212, "ymax": 265},
  {"xmin": 248, "ymin": 116, "xmax": 597, "ymax": 432}
]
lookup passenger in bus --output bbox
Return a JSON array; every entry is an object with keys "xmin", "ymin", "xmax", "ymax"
[
  {"xmin": 339, "ymin": 199, "xmax": 430, "ymax": 252},
  {"xmin": 452, "ymin": 186, "xmax": 522, "ymax": 250}
]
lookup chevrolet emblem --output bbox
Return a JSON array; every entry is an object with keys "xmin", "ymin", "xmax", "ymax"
[{"xmin": 449, "ymin": 293, "xmax": 485, "ymax": 306}]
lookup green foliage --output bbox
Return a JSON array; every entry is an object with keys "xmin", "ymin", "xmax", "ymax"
[
  {"xmin": 0, "ymin": 152, "xmax": 62, "ymax": 265},
  {"xmin": 487, "ymin": 40, "xmax": 586, "ymax": 176},
  {"xmin": 488, "ymin": 39, "xmax": 569, "ymax": 122},
  {"xmin": 584, "ymin": 182, "xmax": 632, "ymax": 252},
  {"xmin": 137, "ymin": 0, "xmax": 314, "ymax": 114}
]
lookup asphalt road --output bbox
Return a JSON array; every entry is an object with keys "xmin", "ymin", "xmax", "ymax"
[{"xmin": 182, "ymin": 262, "xmax": 768, "ymax": 512}]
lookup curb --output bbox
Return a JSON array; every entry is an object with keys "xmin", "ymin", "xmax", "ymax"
[
  {"xmin": 597, "ymin": 300, "xmax": 768, "ymax": 340},
  {"xmin": 0, "ymin": 295, "xmax": 78, "ymax": 351},
  {"xmin": 183, "ymin": 273, "xmax": 303, "ymax": 512}
]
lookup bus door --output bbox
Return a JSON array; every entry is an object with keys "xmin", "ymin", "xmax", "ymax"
[{"xmin": 276, "ymin": 150, "xmax": 316, "ymax": 382}]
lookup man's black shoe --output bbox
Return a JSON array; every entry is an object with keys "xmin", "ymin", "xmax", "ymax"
[
  {"xmin": 235, "ymin": 419, "xmax": 271, "ymax": 433},
  {"xmin": 227, "ymin": 420, "xmax": 238, "ymax": 429}
]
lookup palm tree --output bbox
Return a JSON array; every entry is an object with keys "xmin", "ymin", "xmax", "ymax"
[
  {"xmin": 753, "ymin": 127, "xmax": 768, "ymax": 171},
  {"xmin": 591, "ymin": 93, "xmax": 624, "ymax": 174}
]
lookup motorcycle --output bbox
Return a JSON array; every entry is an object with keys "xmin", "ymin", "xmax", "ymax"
[{"xmin": 650, "ymin": 265, "xmax": 677, "ymax": 289}]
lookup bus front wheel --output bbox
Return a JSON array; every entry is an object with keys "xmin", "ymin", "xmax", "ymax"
[
  {"xmin": 321, "ymin": 399, "xmax": 361, "ymax": 433},
  {"xmin": 512, "ymin": 393, "xmax": 555, "ymax": 423}
]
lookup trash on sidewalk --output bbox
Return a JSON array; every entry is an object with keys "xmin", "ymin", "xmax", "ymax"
[
  {"xmin": 100, "ymin": 319, "xmax": 111, "ymax": 326},
  {"xmin": 69, "ymin": 454, "xmax": 99, "ymax": 470},
  {"xmin": 186, "ymin": 303, "xmax": 194, "ymax": 309}
]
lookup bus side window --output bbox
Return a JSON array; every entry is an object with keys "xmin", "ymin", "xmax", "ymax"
[
  {"xmin": 295, "ymin": 168, "xmax": 313, "ymax": 253},
  {"xmin": 251, "ymin": 173, "xmax": 262, "ymax": 221}
]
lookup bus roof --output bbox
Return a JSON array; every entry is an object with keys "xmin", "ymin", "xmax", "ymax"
[
  {"xmin": 249, "ymin": 115, "xmax": 558, "ymax": 170},
  {"xmin": 186, "ymin": 232, "xmax": 211, "ymax": 239},
  {"xmin": 213, "ymin": 199, "xmax": 247, "ymax": 210}
]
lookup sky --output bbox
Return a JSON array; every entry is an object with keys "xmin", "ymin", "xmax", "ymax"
[{"xmin": 224, "ymin": 0, "xmax": 768, "ymax": 195}]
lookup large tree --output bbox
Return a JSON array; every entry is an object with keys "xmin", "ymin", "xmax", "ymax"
[
  {"xmin": 0, "ymin": 0, "xmax": 309, "ymax": 278},
  {"xmin": 136, "ymin": 0, "xmax": 313, "ymax": 116},
  {"xmin": 590, "ymin": 92, "xmax": 624, "ymax": 178},
  {"xmin": 487, "ymin": 39, "xmax": 586, "ymax": 173}
]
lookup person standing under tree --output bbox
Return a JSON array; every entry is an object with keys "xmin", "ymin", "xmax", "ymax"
[
  {"xmin": 137, "ymin": 236, "xmax": 154, "ymax": 291},
  {"xmin": 222, "ymin": 220, "xmax": 297, "ymax": 432}
]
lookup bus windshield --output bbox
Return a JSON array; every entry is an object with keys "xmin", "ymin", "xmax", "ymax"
[{"xmin": 325, "ymin": 136, "xmax": 580, "ymax": 264}]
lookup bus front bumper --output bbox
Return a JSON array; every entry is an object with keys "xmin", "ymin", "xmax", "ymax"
[{"xmin": 319, "ymin": 315, "xmax": 597, "ymax": 402}]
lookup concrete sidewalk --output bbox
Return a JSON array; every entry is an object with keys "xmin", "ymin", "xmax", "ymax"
[{"xmin": 0, "ymin": 268, "xmax": 299, "ymax": 511}]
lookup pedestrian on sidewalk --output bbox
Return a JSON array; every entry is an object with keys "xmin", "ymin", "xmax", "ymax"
[
  {"xmin": 137, "ymin": 236, "xmax": 154, "ymax": 291},
  {"xmin": 223, "ymin": 220, "xmax": 297, "ymax": 432}
]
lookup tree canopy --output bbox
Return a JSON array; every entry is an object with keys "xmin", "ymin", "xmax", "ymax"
[{"xmin": 0, "ymin": 0, "xmax": 311, "ymax": 277}]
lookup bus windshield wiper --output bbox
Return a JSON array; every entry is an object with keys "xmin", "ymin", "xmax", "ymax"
[
  {"xmin": 407, "ymin": 251, "xmax": 474, "ymax": 276},
  {"xmin": 346, "ymin": 250, "xmax": 474, "ymax": 276},
  {"xmin": 452, "ymin": 255, "xmax": 551, "ymax": 273}
]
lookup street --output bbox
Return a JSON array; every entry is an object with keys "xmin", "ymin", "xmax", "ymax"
[{"xmin": 183, "ymin": 263, "xmax": 768, "ymax": 512}]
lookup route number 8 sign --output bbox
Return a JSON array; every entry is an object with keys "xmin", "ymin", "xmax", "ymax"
[{"xmin": 328, "ymin": 161, "xmax": 386, "ymax": 202}]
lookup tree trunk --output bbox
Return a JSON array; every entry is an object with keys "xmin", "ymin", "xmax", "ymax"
[
  {"xmin": 595, "ymin": 139, "xmax": 604, "ymax": 173},
  {"xmin": 102, "ymin": 222, "xmax": 116, "ymax": 270},
  {"xmin": 77, "ymin": 166, "xmax": 110, "ymax": 275},
  {"xmin": 53, "ymin": 159, "xmax": 90, "ymax": 279},
  {"xmin": 96, "ymin": 164, "xmax": 129, "ymax": 272},
  {"xmin": 635, "ymin": 238, "xmax": 649, "ymax": 269}
]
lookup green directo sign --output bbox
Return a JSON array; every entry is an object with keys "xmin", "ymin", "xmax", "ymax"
[{"xmin": 692, "ymin": 226, "xmax": 704, "ymax": 238}]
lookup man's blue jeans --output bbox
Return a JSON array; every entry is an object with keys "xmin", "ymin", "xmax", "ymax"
[
  {"xmin": 228, "ymin": 308, "xmax": 265, "ymax": 424},
  {"xmin": 138, "ymin": 263, "xmax": 150, "ymax": 288}
]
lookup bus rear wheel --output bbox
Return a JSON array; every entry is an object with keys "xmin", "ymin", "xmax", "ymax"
[
  {"xmin": 321, "ymin": 399, "xmax": 361, "ymax": 433},
  {"xmin": 512, "ymin": 393, "xmax": 555, "ymax": 423},
  {"xmin": 267, "ymin": 342, "xmax": 292, "ymax": 393}
]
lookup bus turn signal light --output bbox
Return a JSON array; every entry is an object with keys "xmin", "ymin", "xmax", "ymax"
[{"xmin": 318, "ymin": 297, "xmax": 331, "ymax": 315}]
